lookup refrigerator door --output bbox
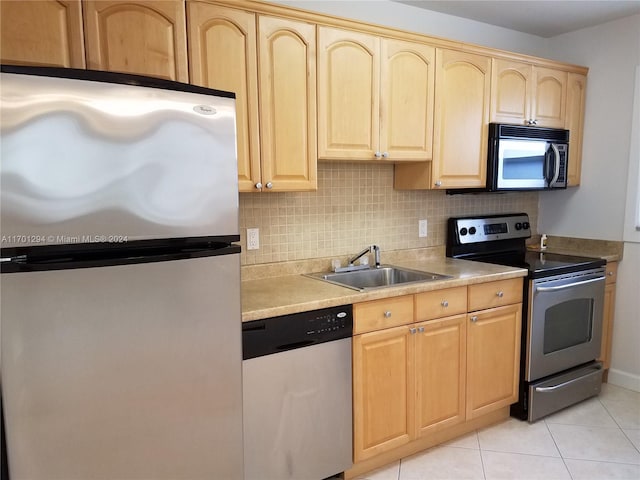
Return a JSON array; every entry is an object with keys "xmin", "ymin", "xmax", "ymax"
[
  {"xmin": 1, "ymin": 67, "xmax": 238, "ymax": 248},
  {"xmin": 1, "ymin": 253, "xmax": 242, "ymax": 479}
]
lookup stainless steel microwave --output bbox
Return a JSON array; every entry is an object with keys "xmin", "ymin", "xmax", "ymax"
[{"xmin": 487, "ymin": 123, "xmax": 570, "ymax": 191}]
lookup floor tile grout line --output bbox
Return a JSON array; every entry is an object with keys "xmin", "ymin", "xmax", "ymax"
[
  {"xmin": 597, "ymin": 394, "xmax": 640, "ymax": 454},
  {"xmin": 543, "ymin": 418, "xmax": 575, "ymax": 480}
]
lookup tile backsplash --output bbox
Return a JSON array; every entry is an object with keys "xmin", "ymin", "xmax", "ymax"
[{"xmin": 239, "ymin": 163, "xmax": 538, "ymax": 265}]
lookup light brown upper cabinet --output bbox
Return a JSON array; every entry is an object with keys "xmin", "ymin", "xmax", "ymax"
[
  {"xmin": 0, "ymin": 0, "xmax": 85, "ymax": 68},
  {"xmin": 491, "ymin": 59, "xmax": 567, "ymax": 128},
  {"xmin": 189, "ymin": 3, "xmax": 317, "ymax": 192},
  {"xmin": 188, "ymin": 3, "xmax": 260, "ymax": 192},
  {"xmin": 432, "ymin": 49, "xmax": 491, "ymax": 189},
  {"xmin": 565, "ymin": 73, "xmax": 587, "ymax": 186},
  {"xmin": 318, "ymin": 26, "xmax": 435, "ymax": 161},
  {"xmin": 83, "ymin": 0, "xmax": 188, "ymax": 82},
  {"xmin": 256, "ymin": 15, "xmax": 317, "ymax": 191}
]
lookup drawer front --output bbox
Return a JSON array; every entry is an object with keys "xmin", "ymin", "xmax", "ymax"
[
  {"xmin": 354, "ymin": 295, "xmax": 414, "ymax": 334},
  {"xmin": 468, "ymin": 278, "xmax": 523, "ymax": 312},
  {"xmin": 415, "ymin": 286, "xmax": 467, "ymax": 321},
  {"xmin": 605, "ymin": 261, "xmax": 617, "ymax": 285}
]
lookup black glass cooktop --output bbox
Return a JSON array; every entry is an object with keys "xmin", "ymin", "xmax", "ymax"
[{"xmin": 472, "ymin": 251, "xmax": 606, "ymax": 278}]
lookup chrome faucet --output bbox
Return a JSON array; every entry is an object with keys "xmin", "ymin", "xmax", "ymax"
[{"xmin": 348, "ymin": 245, "xmax": 381, "ymax": 268}]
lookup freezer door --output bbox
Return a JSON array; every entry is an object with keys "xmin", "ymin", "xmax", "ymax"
[
  {"xmin": 1, "ymin": 70, "xmax": 238, "ymax": 248},
  {"xmin": 1, "ymin": 253, "xmax": 242, "ymax": 479}
]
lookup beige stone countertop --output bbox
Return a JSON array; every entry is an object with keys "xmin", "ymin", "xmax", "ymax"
[
  {"xmin": 527, "ymin": 235, "xmax": 623, "ymax": 263},
  {"xmin": 241, "ymin": 257, "xmax": 527, "ymax": 322}
]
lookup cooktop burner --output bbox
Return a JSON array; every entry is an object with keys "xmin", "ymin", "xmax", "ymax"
[{"xmin": 446, "ymin": 213, "xmax": 606, "ymax": 278}]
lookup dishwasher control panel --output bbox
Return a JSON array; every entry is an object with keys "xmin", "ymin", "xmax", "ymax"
[
  {"xmin": 242, "ymin": 305, "xmax": 353, "ymax": 360},
  {"xmin": 307, "ymin": 309, "xmax": 350, "ymax": 335}
]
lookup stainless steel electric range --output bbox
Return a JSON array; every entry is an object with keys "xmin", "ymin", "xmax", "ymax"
[{"xmin": 447, "ymin": 213, "xmax": 606, "ymax": 422}]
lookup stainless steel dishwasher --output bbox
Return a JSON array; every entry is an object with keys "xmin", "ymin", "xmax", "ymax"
[{"xmin": 242, "ymin": 305, "xmax": 353, "ymax": 480}]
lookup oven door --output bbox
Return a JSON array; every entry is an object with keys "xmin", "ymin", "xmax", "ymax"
[{"xmin": 526, "ymin": 268, "xmax": 605, "ymax": 381}]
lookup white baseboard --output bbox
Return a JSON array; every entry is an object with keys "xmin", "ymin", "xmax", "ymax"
[{"xmin": 607, "ymin": 368, "xmax": 640, "ymax": 392}]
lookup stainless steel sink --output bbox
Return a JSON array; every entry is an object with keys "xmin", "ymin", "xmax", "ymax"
[{"xmin": 305, "ymin": 265, "xmax": 451, "ymax": 291}]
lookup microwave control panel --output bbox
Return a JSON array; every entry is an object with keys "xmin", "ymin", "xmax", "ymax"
[{"xmin": 450, "ymin": 213, "xmax": 531, "ymax": 245}]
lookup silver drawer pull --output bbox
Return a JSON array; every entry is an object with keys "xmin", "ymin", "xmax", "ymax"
[
  {"xmin": 496, "ymin": 291, "xmax": 504, "ymax": 298},
  {"xmin": 441, "ymin": 300, "xmax": 449, "ymax": 307},
  {"xmin": 384, "ymin": 311, "xmax": 392, "ymax": 318},
  {"xmin": 409, "ymin": 327, "xmax": 417, "ymax": 334},
  {"xmin": 608, "ymin": 271, "xmax": 614, "ymax": 276},
  {"xmin": 418, "ymin": 326, "xmax": 425, "ymax": 333},
  {"xmin": 470, "ymin": 315, "xmax": 478, "ymax": 323}
]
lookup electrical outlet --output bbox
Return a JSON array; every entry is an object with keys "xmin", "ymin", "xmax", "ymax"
[
  {"xmin": 247, "ymin": 228, "xmax": 260, "ymax": 250},
  {"xmin": 418, "ymin": 219, "xmax": 428, "ymax": 238}
]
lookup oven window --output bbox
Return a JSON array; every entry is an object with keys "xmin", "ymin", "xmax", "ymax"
[
  {"xmin": 543, "ymin": 298, "xmax": 594, "ymax": 354},
  {"xmin": 501, "ymin": 140, "xmax": 546, "ymax": 180}
]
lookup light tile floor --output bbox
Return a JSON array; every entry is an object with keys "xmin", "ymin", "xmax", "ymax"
[{"xmin": 355, "ymin": 383, "xmax": 640, "ymax": 480}]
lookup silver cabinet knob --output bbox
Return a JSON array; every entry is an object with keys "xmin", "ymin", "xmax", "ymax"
[
  {"xmin": 255, "ymin": 182, "xmax": 263, "ymax": 189},
  {"xmin": 435, "ymin": 180, "xmax": 442, "ymax": 187},
  {"xmin": 441, "ymin": 300, "xmax": 449, "ymax": 307},
  {"xmin": 608, "ymin": 271, "xmax": 614, "ymax": 276},
  {"xmin": 418, "ymin": 326, "xmax": 425, "ymax": 333},
  {"xmin": 374, "ymin": 151, "xmax": 382, "ymax": 158},
  {"xmin": 384, "ymin": 311, "xmax": 392, "ymax": 318},
  {"xmin": 496, "ymin": 291, "xmax": 504, "ymax": 298},
  {"xmin": 266, "ymin": 182, "xmax": 273, "ymax": 189},
  {"xmin": 382, "ymin": 152, "xmax": 389, "ymax": 158},
  {"xmin": 471, "ymin": 315, "xmax": 478, "ymax": 323},
  {"xmin": 409, "ymin": 327, "xmax": 417, "ymax": 334}
]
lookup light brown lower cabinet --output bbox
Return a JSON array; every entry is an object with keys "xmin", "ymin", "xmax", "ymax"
[
  {"xmin": 599, "ymin": 261, "xmax": 618, "ymax": 376},
  {"xmin": 466, "ymin": 304, "xmax": 522, "ymax": 419},
  {"xmin": 352, "ymin": 313, "xmax": 466, "ymax": 462},
  {"xmin": 352, "ymin": 280, "xmax": 523, "ymax": 466}
]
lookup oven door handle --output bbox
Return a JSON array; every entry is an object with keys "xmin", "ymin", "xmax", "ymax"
[
  {"xmin": 534, "ymin": 363, "xmax": 603, "ymax": 392},
  {"xmin": 535, "ymin": 276, "xmax": 604, "ymax": 292}
]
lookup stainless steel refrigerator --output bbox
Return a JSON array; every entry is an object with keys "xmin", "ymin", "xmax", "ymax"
[{"xmin": 0, "ymin": 65, "xmax": 243, "ymax": 479}]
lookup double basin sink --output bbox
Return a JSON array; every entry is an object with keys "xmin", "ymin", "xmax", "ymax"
[{"xmin": 306, "ymin": 265, "xmax": 451, "ymax": 291}]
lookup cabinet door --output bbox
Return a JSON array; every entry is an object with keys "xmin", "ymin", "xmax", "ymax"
[
  {"xmin": 599, "ymin": 278, "xmax": 617, "ymax": 371},
  {"xmin": 188, "ymin": 2, "xmax": 260, "ymax": 192},
  {"xmin": 432, "ymin": 49, "xmax": 491, "ymax": 189},
  {"xmin": 84, "ymin": 0, "xmax": 188, "ymax": 82},
  {"xmin": 380, "ymin": 39, "xmax": 435, "ymax": 161},
  {"xmin": 600, "ymin": 262, "xmax": 618, "ymax": 371},
  {"xmin": 565, "ymin": 73, "xmax": 587, "ymax": 186},
  {"xmin": 466, "ymin": 304, "xmax": 521, "ymax": 419},
  {"xmin": 532, "ymin": 67, "xmax": 567, "ymax": 128},
  {"xmin": 415, "ymin": 315, "xmax": 466, "ymax": 436},
  {"xmin": 490, "ymin": 59, "xmax": 532, "ymax": 125},
  {"xmin": 318, "ymin": 26, "xmax": 380, "ymax": 160},
  {"xmin": 353, "ymin": 325, "xmax": 414, "ymax": 462},
  {"xmin": 258, "ymin": 16, "xmax": 317, "ymax": 191},
  {"xmin": 0, "ymin": 0, "xmax": 85, "ymax": 68}
]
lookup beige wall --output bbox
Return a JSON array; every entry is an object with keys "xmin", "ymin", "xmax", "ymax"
[{"xmin": 239, "ymin": 163, "xmax": 538, "ymax": 265}]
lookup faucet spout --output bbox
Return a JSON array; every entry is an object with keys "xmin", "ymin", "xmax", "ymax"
[{"xmin": 348, "ymin": 245, "xmax": 381, "ymax": 268}]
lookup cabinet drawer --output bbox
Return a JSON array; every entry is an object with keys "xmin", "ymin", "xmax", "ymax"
[
  {"xmin": 468, "ymin": 278, "xmax": 523, "ymax": 312},
  {"xmin": 354, "ymin": 295, "xmax": 414, "ymax": 335},
  {"xmin": 605, "ymin": 261, "xmax": 617, "ymax": 285},
  {"xmin": 415, "ymin": 286, "xmax": 467, "ymax": 321}
]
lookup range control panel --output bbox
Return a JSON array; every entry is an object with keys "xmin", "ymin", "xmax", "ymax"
[{"xmin": 449, "ymin": 213, "xmax": 531, "ymax": 245}]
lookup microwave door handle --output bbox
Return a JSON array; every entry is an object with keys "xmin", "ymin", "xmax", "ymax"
[{"xmin": 549, "ymin": 143, "xmax": 561, "ymax": 186}]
